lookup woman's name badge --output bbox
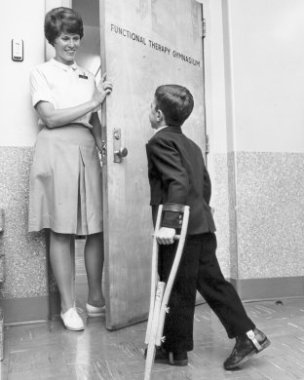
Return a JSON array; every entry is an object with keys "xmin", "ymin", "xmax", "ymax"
[{"xmin": 79, "ymin": 74, "xmax": 88, "ymax": 79}]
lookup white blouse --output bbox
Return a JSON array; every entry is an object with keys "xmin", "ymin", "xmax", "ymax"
[{"xmin": 30, "ymin": 58, "xmax": 98, "ymax": 129}]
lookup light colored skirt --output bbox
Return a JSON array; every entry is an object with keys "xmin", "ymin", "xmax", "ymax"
[{"xmin": 28, "ymin": 125, "xmax": 103, "ymax": 235}]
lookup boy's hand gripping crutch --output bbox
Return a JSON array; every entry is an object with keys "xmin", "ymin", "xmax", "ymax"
[{"xmin": 144, "ymin": 204, "xmax": 190, "ymax": 380}]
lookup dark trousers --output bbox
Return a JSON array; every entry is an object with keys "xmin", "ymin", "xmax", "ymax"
[{"xmin": 159, "ymin": 232, "xmax": 255, "ymax": 353}]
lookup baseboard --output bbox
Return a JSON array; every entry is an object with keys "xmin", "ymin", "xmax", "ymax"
[
  {"xmin": 2, "ymin": 296, "xmax": 49, "ymax": 325},
  {"xmin": 2, "ymin": 276, "xmax": 304, "ymax": 325},
  {"xmin": 2, "ymin": 289, "xmax": 61, "ymax": 325},
  {"xmin": 231, "ymin": 276, "xmax": 304, "ymax": 301}
]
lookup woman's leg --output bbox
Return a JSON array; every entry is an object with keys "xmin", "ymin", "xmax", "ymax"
[
  {"xmin": 84, "ymin": 232, "xmax": 105, "ymax": 307},
  {"xmin": 49, "ymin": 231, "xmax": 75, "ymax": 312}
]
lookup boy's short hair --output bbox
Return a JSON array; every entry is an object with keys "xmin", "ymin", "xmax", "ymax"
[
  {"xmin": 44, "ymin": 7, "xmax": 84, "ymax": 45},
  {"xmin": 154, "ymin": 85, "xmax": 194, "ymax": 127}
]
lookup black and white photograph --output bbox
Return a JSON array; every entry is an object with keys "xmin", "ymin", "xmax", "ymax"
[{"xmin": 0, "ymin": 0, "xmax": 304, "ymax": 379}]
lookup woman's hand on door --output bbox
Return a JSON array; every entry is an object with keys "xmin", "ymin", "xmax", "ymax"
[{"xmin": 94, "ymin": 73, "xmax": 113, "ymax": 105}]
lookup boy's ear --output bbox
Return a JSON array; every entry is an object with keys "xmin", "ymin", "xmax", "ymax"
[{"xmin": 157, "ymin": 109, "xmax": 164, "ymax": 122}]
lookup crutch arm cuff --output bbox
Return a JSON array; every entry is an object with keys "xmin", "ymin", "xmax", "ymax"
[{"xmin": 161, "ymin": 204, "xmax": 186, "ymax": 229}]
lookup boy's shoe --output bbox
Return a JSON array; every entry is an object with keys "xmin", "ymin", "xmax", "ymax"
[
  {"xmin": 60, "ymin": 307, "xmax": 84, "ymax": 331},
  {"xmin": 224, "ymin": 328, "xmax": 271, "ymax": 370},
  {"xmin": 86, "ymin": 303, "xmax": 105, "ymax": 317},
  {"xmin": 144, "ymin": 347, "xmax": 188, "ymax": 366}
]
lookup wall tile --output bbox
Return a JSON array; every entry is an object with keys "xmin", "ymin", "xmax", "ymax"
[{"xmin": 0, "ymin": 147, "xmax": 47, "ymax": 299}]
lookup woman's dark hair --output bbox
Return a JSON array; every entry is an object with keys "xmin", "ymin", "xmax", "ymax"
[
  {"xmin": 44, "ymin": 7, "xmax": 84, "ymax": 45},
  {"xmin": 154, "ymin": 85, "xmax": 194, "ymax": 127}
]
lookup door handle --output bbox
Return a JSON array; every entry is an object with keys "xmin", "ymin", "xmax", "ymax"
[
  {"xmin": 114, "ymin": 147, "xmax": 128, "ymax": 163},
  {"xmin": 113, "ymin": 128, "xmax": 128, "ymax": 163}
]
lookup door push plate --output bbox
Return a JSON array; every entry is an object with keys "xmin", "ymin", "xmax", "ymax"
[{"xmin": 113, "ymin": 128, "xmax": 128, "ymax": 163}]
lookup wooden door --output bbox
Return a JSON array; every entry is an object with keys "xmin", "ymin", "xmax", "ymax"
[{"xmin": 100, "ymin": 0, "xmax": 206, "ymax": 330}]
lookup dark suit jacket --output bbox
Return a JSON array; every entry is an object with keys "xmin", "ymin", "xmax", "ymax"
[{"xmin": 146, "ymin": 126, "xmax": 216, "ymax": 235}]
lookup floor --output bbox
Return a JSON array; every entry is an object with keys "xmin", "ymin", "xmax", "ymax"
[
  {"xmin": 1, "ymin": 296, "xmax": 304, "ymax": 380},
  {"xmin": 1, "ymin": 241, "xmax": 304, "ymax": 379}
]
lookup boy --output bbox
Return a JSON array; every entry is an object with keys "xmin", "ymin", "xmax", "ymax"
[{"xmin": 145, "ymin": 84, "xmax": 270, "ymax": 370}]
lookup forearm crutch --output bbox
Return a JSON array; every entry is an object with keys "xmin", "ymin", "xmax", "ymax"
[{"xmin": 144, "ymin": 204, "xmax": 190, "ymax": 380}]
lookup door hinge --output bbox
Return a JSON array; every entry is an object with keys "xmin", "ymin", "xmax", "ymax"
[
  {"xmin": 98, "ymin": 140, "xmax": 107, "ymax": 166},
  {"xmin": 205, "ymin": 134, "xmax": 210, "ymax": 155},
  {"xmin": 201, "ymin": 18, "xmax": 206, "ymax": 38}
]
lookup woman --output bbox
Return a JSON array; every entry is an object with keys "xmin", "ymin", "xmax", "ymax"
[{"xmin": 29, "ymin": 7, "xmax": 112, "ymax": 331}]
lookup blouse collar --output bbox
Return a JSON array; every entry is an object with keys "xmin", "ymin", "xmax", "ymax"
[{"xmin": 51, "ymin": 58, "xmax": 78, "ymax": 72}]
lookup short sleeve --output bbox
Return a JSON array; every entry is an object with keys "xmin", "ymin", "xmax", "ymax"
[{"xmin": 29, "ymin": 66, "xmax": 53, "ymax": 108}]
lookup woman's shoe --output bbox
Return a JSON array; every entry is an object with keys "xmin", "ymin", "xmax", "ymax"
[
  {"xmin": 86, "ymin": 303, "xmax": 105, "ymax": 317},
  {"xmin": 60, "ymin": 307, "xmax": 85, "ymax": 331}
]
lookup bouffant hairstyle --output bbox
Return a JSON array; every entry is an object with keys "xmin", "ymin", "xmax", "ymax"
[
  {"xmin": 154, "ymin": 85, "xmax": 194, "ymax": 127},
  {"xmin": 44, "ymin": 7, "xmax": 84, "ymax": 45}
]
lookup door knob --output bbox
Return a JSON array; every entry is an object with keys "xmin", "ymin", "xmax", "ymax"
[{"xmin": 114, "ymin": 147, "xmax": 128, "ymax": 163}]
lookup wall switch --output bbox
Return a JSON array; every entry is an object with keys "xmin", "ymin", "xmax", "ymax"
[{"xmin": 12, "ymin": 39, "xmax": 24, "ymax": 62}]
